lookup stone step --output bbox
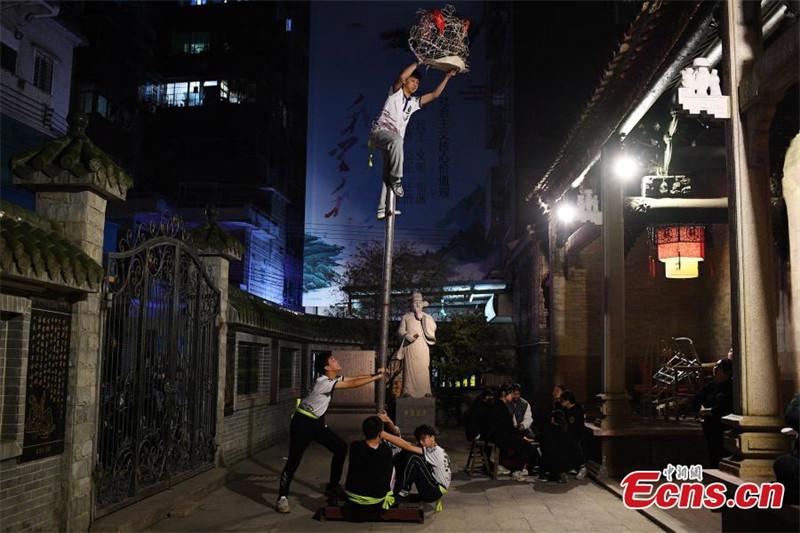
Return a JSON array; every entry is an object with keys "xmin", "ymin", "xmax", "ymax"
[{"xmin": 90, "ymin": 468, "xmax": 229, "ymax": 532}]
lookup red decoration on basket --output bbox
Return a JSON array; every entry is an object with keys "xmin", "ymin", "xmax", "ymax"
[
  {"xmin": 430, "ymin": 9, "xmax": 445, "ymax": 34},
  {"xmin": 463, "ymin": 19, "xmax": 470, "ymax": 36}
]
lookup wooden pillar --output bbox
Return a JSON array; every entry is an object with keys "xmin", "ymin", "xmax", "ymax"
[{"xmin": 598, "ymin": 141, "xmax": 633, "ymax": 429}]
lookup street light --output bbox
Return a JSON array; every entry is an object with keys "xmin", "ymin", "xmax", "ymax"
[
  {"xmin": 613, "ymin": 154, "xmax": 641, "ymax": 181},
  {"xmin": 556, "ymin": 202, "xmax": 575, "ymax": 223}
]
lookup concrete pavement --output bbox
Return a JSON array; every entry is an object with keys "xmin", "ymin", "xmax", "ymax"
[{"xmin": 149, "ymin": 429, "xmax": 671, "ymax": 532}]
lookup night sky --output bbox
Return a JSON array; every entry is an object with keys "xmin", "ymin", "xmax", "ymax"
[{"xmin": 303, "ymin": 1, "xmax": 639, "ymax": 309}]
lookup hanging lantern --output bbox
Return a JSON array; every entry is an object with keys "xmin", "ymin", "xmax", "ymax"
[{"xmin": 649, "ymin": 225, "xmax": 707, "ymax": 279}]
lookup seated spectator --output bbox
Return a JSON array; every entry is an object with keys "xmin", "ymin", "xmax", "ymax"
[
  {"xmin": 510, "ymin": 384, "xmax": 535, "ymax": 440},
  {"xmin": 465, "ymin": 387, "xmax": 494, "ymax": 441},
  {"xmin": 380, "ymin": 424, "xmax": 451, "ymax": 509},
  {"xmin": 773, "ymin": 393, "xmax": 799, "ymax": 505},
  {"xmin": 691, "ymin": 358, "xmax": 733, "ymax": 468},
  {"xmin": 553, "ymin": 384, "xmax": 565, "ymax": 413},
  {"xmin": 560, "ymin": 390, "xmax": 587, "ymax": 479},
  {"xmin": 538, "ymin": 410, "xmax": 582, "ymax": 482},
  {"xmin": 487, "ymin": 383, "xmax": 537, "ymax": 481},
  {"xmin": 344, "ymin": 416, "xmax": 397, "ymax": 510}
]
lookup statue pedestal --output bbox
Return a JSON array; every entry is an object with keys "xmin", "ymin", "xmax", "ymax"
[{"xmin": 395, "ymin": 397, "xmax": 436, "ymax": 436}]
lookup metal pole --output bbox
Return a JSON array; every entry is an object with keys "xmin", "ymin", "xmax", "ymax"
[{"xmin": 376, "ymin": 190, "xmax": 397, "ymax": 411}]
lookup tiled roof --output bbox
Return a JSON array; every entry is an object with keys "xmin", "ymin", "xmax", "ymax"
[
  {"xmin": 0, "ymin": 200, "xmax": 103, "ymax": 292},
  {"xmin": 527, "ymin": 0, "xmax": 708, "ymax": 204},
  {"xmin": 10, "ymin": 112, "xmax": 132, "ymax": 201},
  {"xmin": 189, "ymin": 209, "xmax": 245, "ymax": 261},
  {"xmin": 228, "ymin": 286, "xmax": 378, "ymax": 342}
]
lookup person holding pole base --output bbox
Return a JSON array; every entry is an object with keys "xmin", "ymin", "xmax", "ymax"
[{"xmin": 276, "ymin": 355, "xmax": 388, "ymax": 513}]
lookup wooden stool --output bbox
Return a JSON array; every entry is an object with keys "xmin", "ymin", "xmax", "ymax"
[{"xmin": 464, "ymin": 438, "xmax": 487, "ymax": 476}]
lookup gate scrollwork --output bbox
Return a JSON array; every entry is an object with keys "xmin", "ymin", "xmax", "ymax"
[{"xmin": 96, "ymin": 216, "xmax": 219, "ymax": 514}]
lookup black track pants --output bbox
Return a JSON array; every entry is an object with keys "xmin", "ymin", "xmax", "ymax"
[
  {"xmin": 278, "ymin": 413, "xmax": 347, "ymax": 497},
  {"xmin": 394, "ymin": 452, "xmax": 442, "ymax": 503}
]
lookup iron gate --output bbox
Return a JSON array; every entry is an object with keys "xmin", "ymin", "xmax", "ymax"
[{"xmin": 95, "ymin": 219, "xmax": 220, "ymax": 514}]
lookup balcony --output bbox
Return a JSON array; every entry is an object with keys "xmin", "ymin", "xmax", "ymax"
[{"xmin": 1, "ymin": 69, "xmax": 67, "ymax": 136}]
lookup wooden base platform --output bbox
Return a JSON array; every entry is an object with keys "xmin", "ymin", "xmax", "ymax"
[{"xmin": 315, "ymin": 500, "xmax": 425, "ymax": 523}]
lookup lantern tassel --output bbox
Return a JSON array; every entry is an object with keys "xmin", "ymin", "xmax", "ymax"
[{"xmin": 649, "ymin": 255, "xmax": 656, "ymax": 278}]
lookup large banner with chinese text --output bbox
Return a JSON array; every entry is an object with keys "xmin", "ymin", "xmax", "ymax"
[{"xmin": 304, "ymin": 2, "xmax": 499, "ymax": 311}]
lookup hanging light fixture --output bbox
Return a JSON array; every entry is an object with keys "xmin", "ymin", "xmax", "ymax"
[{"xmin": 648, "ymin": 225, "xmax": 708, "ymax": 279}]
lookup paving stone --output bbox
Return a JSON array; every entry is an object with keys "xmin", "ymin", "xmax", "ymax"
[{"xmin": 148, "ymin": 429, "xmax": 673, "ymax": 533}]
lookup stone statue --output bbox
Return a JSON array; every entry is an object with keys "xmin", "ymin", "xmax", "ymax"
[{"xmin": 397, "ymin": 292, "xmax": 437, "ymax": 398}]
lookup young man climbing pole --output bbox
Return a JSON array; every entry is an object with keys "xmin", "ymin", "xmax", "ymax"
[{"xmin": 370, "ymin": 60, "xmax": 456, "ymax": 220}]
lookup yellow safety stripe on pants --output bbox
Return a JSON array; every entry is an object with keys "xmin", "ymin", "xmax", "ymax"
[
  {"xmin": 435, "ymin": 485, "xmax": 447, "ymax": 512},
  {"xmin": 294, "ymin": 398, "xmax": 319, "ymax": 420},
  {"xmin": 344, "ymin": 490, "xmax": 396, "ymax": 510}
]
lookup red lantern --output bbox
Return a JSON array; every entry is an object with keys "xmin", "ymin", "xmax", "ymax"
[{"xmin": 653, "ymin": 226, "xmax": 706, "ymax": 279}]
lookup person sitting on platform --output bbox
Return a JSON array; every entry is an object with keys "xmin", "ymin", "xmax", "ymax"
[
  {"xmin": 344, "ymin": 415, "xmax": 399, "ymax": 511},
  {"xmin": 487, "ymin": 384, "xmax": 537, "ymax": 481},
  {"xmin": 509, "ymin": 383, "xmax": 535, "ymax": 440},
  {"xmin": 691, "ymin": 358, "xmax": 733, "ymax": 468},
  {"xmin": 380, "ymin": 424, "xmax": 451, "ymax": 509},
  {"xmin": 560, "ymin": 390, "xmax": 587, "ymax": 479}
]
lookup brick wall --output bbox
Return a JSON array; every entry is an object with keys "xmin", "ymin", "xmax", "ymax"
[
  {"xmin": 0, "ymin": 455, "xmax": 62, "ymax": 531},
  {"xmin": 552, "ymin": 239, "xmax": 604, "ymax": 405},
  {"xmin": 0, "ymin": 295, "xmax": 65, "ymax": 532},
  {"xmin": 0, "ymin": 295, "xmax": 30, "ymax": 461},
  {"xmin": 550, "ymin": 225, "xmax": 732, "ymax": 405},
  {"xmin": 222, "ymin": 397, "xmax": 296, "ymax": 466},
  {"xmin": 625, "ymin": 225, "xmax": 731, "ymax": 389},
  {"xmin": 220, "ymin": 332, "xmax": 361, "ymax": 466}
]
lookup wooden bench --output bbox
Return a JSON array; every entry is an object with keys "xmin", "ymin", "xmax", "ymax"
[{"xmin": 315, "ymin": 499, "xmax": 425, "ymax": 523}]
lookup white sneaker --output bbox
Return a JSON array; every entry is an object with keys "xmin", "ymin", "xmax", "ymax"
[
  {"xmin": 520, "ymin": 468, "xmax": 528, "ymax": 477},
  {"xmin": 512, "ymin": 470, "xmax": 527, "ymax": 482},
  {"xmin": 576, "ymin": 466, "xmax": 588, "ymax": 480},
  {"xmin": 496, "ymin": 465, "xmax": 511, "ymax": 475},
  {"xmin": 275, "ymin": 496, "xmax": 290, "ymax": 513}
]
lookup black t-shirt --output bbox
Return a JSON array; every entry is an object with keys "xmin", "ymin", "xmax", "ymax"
[
  {"xmin": 487, "ymin": 399, "xmax": 519, "ymax": 448},
  {"xmin": 345, "ymin": 440, "xmax": 394, "ymax": 499},
  {"xmin": 691, "ymin": 379, "xmax": 733, "ymax": 421},
  {"xmin": 564, "ymin": 404, "xmax": 585, "ymax": 441}
]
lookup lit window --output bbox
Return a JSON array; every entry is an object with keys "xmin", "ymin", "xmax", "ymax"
[
  {"xmin": 166, "ymin": 82, "xmax": 189, "ymax": 106},
  {"xmin": 184, "ymin": 31, "xmax": 210, "ymax": 54},
  {"xmin": 33, "ymin": 51, "xmax": 53, "ymax": 93},
  {"xmin": 285, "ymin": 18, "xmax": 292, "ymax": 32},
  {"xmin": 188, "ymin": 81, "xmax": 202, "ymax": 106}
]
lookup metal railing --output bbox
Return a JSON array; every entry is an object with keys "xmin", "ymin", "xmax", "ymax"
[{"xmin": 1, "ymin": 70, "xmax": 67, "ymax": 135}]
